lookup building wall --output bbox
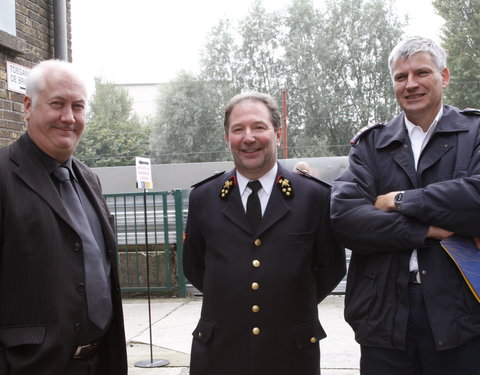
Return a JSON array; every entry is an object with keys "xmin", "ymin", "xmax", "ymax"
[{"xmin": 0, "ymin": 0, "xmax": 72, "ymax": 147}]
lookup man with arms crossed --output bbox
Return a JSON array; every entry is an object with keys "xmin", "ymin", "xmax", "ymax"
[{"xmin": 331, "ymin": 36, "xmax": 480, "ymax": 374}]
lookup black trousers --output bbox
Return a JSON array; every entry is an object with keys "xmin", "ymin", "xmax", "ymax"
[{"xmin": 360, "ymin": 284, "xmax": 480, "ymax": 375}]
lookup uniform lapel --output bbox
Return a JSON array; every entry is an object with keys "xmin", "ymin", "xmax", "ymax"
[
  {"xmin": 222, "ymin": 171, "xmax": 252, "ymax": 234},
  {"xmin": 258, "ymin": 180, "xmax": 289, "ymax": 236},
  {"xmin": 257, "ymin": 165, "xmax": 290, "ymax": 236}
]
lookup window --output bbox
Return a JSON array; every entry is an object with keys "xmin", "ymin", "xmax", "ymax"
[{"xmin": 0, "ymin": 0, "xmax": 16, "ymax": 36}]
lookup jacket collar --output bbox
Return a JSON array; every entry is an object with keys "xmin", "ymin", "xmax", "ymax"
[{"xmin": 375, "ymin": 105, "xmax": 468, "ymax": 149}]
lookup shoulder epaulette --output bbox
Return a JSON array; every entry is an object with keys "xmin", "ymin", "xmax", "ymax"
[
  {"xmin": 296, "ymin": 170, "xmax": 332, "ymax": 188},
  {"xmin": 191, "ymin": 171, "xmax": 226, "ymax": 188},
  {"xmin": 350, "ymin": 122, "xmax": 384, "ymax": 146},
  {"xmin": 460, "ymin": 108, "xmax": 480, "ymax": 116}
]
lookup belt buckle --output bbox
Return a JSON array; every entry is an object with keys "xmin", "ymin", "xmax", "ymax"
[{"xmin": 73, "ymin": 342, "xmax": 97, "ymax": 359}]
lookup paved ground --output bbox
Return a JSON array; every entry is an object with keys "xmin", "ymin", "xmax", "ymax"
[{"xmin": 123, "ymin": 295, "xmax": 360, "ymax": 374}]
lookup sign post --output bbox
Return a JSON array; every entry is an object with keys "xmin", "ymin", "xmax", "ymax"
[{"xmin": 134, "ymin": 157, "xmax": 169, "ymax": 368}]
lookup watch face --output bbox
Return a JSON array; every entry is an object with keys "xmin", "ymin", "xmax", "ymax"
[
  {"xmin": 394, "ymin": 192, "xmax": 403, "ymax": 209},
  {"xmin": 394, "ymin": 192, "xmax": 403, "ymax": 203}
]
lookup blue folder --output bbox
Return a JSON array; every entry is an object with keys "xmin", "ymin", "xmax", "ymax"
[{"xmin": 441, "ymin": 236, "xmax": 480, "ymax": 303}]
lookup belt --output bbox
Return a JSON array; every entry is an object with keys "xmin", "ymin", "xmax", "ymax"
[
  {"xmin": 73, "ymin": 341, "xmax": 98, "ymax": 359},
  {"xmin": 409, "ymin": 271, "xmax": 421, "ymax": 284}
]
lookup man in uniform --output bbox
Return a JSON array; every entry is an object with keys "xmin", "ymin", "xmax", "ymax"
[
  {"xmin": 331, "ymin": 36, "xmax": 480, "ymax": 374},
  {"xmin": 183, "ymin": 91, "xmax": 345, "ymax": 375}
]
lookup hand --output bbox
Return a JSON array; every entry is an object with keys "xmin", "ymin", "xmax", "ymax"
[
  {"xmin": 426, "ymin": 226, "xmax": 453, "ymax": 240},
  {"xmin": 374, "ymin": 192, "xmax": 398, "ymax": 212},
  {"xmin": 474, "ymin": 237, "xmax": 480, "ymax": 250}
]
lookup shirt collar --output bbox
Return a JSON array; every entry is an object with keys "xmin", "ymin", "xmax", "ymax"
[
  {"xmin": 24, "ymin": 132, "xmax": 77, "ymax": 181},
  {"xmin": 404, "ymin": 106, "xmax": 443, "ymax": 137},
  {"xmin": 237, "ymin": 163, "xmax": 278, "ymax": 195}
]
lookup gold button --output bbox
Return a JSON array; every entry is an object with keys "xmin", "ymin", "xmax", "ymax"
[
  {"xmin": 251, "ymin": 282, "xmax": 259, "ymax": 290},
  {"xmin": 252, "ymin": 305, "xmax": 260, "ymax": 313},
  {"xmin": 310, "ymin": 337, "xmax": 317, "ymax": 343},
  {"xmin": 254, "ymin": 239, "xmax": 262, "ymax": 246},
  {"xmin": 198, "ymin": 332, "xmax": 203, "ymax": 338},
  {"xmin": 252, "ymin": 260, "xmax": 260, "ymax": 268},
  {"xmin": 252, "ymin": 327, "xmax": 260, "ymax": 335}
]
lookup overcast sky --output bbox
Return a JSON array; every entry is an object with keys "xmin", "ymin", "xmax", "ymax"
[{"xmin": 71, "ymin": 0, "xmax": 444, "ymax": 93}]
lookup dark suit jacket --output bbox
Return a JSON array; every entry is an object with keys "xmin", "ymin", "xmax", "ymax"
[
  {"xmin": 0, "ymin": 134, "xmax": 127, "ymax": 375},
  {"xmin": 183, "ymin": 164, "xmax": 346, "ymax": 375}
]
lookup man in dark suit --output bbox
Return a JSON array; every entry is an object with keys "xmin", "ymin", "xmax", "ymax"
[
  {"xmin": 183, "ymin": 91, "xmax": 346, "ymax": 375},
  {"xmin": 0, "ymin": 60, "xmax": 127, "ymax": 374}
]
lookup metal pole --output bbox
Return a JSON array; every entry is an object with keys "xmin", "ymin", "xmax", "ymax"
[
  {"xmin": 134, "ymin": 190, "xmax": 170, "ymax": 368},
  {"xmin": 53, "ymin": 0, "xmax": 68, "ymax": 60}
]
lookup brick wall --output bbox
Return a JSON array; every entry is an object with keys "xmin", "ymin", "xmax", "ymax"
[{"xmin": 0, "ymin": 0, "xmax": 72, "ymax": 147}]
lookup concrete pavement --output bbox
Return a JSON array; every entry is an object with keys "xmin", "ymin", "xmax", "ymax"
[{"xmin": 123, "ymin": 295, "xmax": 360, "ymax": 375}]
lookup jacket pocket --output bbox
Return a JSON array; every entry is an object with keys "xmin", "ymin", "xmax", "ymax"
[
  {"xmin": 0, "ymin": 326, "xmax": 46, "ymax": 348},
  {"xmin": 192, "ymin": 318, "xmax": 215, "ymax": 344},
  {"xmin": 287, "ymin": 231, "xmax": 315, "ymax": 242},
  {"xmin": 293, "ymin": 320, "xmax": 326, "ymax": 349}
]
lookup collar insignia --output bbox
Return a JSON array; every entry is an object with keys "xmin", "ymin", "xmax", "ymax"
[
  {"xmin": 220, "ymin": 176, "xmax": 236, "ymax": 199},
  {"xmin": 277, "ymin": 175, "xmax": 294, "ymax": 199}
]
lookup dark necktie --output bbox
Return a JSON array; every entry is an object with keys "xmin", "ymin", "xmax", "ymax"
[
  {"xmin": 246, "ymin": 180, "xmax": 262, "ymax": 234},
  {"xmin": 53, "ymin": 166, "xmax": 112, "ymax": 329}
]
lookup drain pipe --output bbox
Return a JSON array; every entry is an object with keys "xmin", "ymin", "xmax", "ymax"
[{"xmin": 53, "ymin": 0, "xmax": 68, "ymax": 61}]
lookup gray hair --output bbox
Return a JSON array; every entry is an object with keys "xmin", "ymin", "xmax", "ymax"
[
  {"xmin": 388, "ymin": 36, "xmax": 447, "ymax": 76},
  {"xmin": 224, "ymin": 91, "xmax": 282, "ymax": 133},
  {"xmin": 26, "ymin": 59, "xmax": 87, "ymax": 104}
]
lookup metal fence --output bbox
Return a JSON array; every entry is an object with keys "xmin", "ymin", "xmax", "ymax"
[
  {"xmin": 104, "ymin": 189, "xmax": 188, "ymax": 297},
  {"xmin": 105, "ymin": 189, "xmax": 348, "ymax": 297}
]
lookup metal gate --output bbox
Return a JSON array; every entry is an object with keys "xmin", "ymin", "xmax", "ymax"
[{"xmin": 104, "ymin": 190, "xmax": 188, "ymax": 297}]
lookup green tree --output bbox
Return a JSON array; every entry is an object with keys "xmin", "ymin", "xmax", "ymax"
[
  {"xmin": 433, "ymin": 0, "xmax": 480, "ymax": 108},
  {"xmin": 149, "ymin": 0, "xmax": 404, "ymax": 162},
  {"xmin": 75, "ymin": 78, "xmax": 151, "ymax": 167},
  {"xmin": 149, "ymin": 72, "xmax": 228, "ymax": 164},
  {"xmin": 283, "ymin": 0, "xmax": 402, "ymax": 156},
  {"xmin": 235, "ymin": 0, "xmax": 285, "ymax": 93}
]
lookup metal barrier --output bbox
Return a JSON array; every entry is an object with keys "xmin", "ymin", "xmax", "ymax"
[{"xmin": 104, "ymin": 189, "xmax": 188, "ymax": 297}]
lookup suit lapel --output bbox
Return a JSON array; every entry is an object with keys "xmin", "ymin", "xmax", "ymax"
[
  {"xmin": 73, "ymin": 160, "xmax": 116, "ymax": 245},
  {"xmin": 11, "ymin": 137, "xmax": 74, "ymax": 228}
]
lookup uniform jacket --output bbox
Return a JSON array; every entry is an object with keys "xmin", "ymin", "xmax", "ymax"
[
  {"xmin": 183, "ymin": 163, "xmax": 346, "ymax": 375},
  {"xmin": 0, "ymin": 134, "xmax": 127, "ymax": 374},
  {"xmin": 331, "ymin": 105, "xmax": 480, "ymax": 351}
]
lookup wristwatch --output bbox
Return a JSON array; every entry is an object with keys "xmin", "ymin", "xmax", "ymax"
[{"xmin": 394, "ymin": 191, "xmax": 404, "ymax": 211}]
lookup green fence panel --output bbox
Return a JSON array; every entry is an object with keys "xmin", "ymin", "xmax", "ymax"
[{"xmin": 104, "ymin": 189, "xmax": 186, "ymax": 296}]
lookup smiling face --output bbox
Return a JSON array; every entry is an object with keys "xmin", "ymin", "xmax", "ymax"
[
  {"xmin": 225, "ymin": 99, "xmax": 281, "ymax": 180},
  {"xmin": 391, "ymin": 51, "xmax": 450, "ymax": 130},
  {"xmin": 24, "ymin": 69, "xmax": 87, "ymax": 163}
]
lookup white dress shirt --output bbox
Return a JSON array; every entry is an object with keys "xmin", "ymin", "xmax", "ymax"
[
  {"xmin": 237, "ymin": 164, "xmax": 278, "ymax": 216},
  {"xmin": 404, "ymin": 107, "xmax": 443, "ymax": 272}
]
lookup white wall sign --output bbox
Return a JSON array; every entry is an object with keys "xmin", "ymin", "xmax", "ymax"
[{"xmin": 6, "ymin": 61, "xmax": 30, "ymax": 95}]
